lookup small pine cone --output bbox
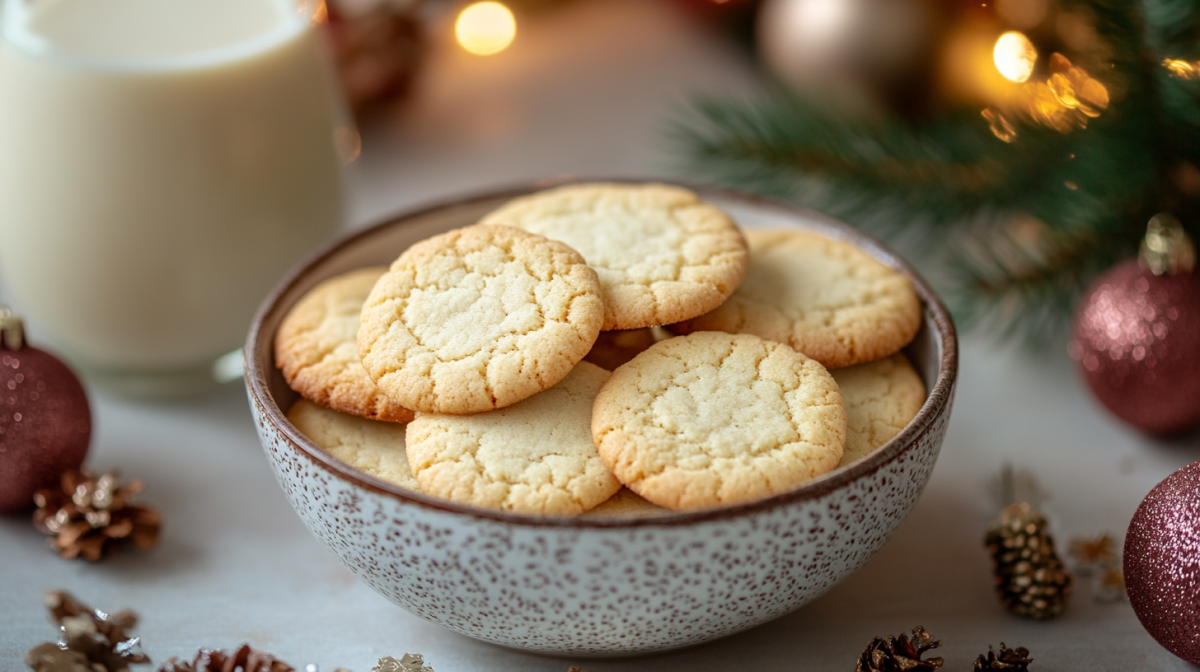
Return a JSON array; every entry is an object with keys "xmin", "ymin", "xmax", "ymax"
[
  {"xmin": 327, "ymin": 0, "xmax": 424, "ymax": 113},
  {"xmin": 985, "ymin": 502, "xmax": 1072, "ymax": 619},
  {"xmin": 372, "ymin": 654, "xmax": 434, "ymax": 672},
  {"xmin": 158, "ymin": 645, "xmax": 293, "ymax": 672},
  {"xmin": 26, "ymin": 591, "xmax": 149, "ymax": 672},
  {"xmin": 26, "ymin": 642, "xmax": 95, "ymax": 672},
  {"xmin": 33, "ymin": 470, "xmax": 162, "ymax": 561},
  {"xmin": 855, "ymin": 626, "xmax": 943, "ymax": 672},
  {"xmin": 973, "ymin": 643, "xmax": 1033, "ymax": 671}
]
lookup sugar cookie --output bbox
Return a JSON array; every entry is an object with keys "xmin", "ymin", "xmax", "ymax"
[
  {"xmin": 287, "ymin": 399, "xmax": 417, "ymax": 491},
  {"xmin": 583, "ymin": 327, "xmax": 671, "ymax": 371},
  {"xmin": 358, "ymin": 224, "xmax": 604, "ymax": 415},
  {"xmin": 579, "ymin": 488, "xmax": 667, "ymax": 519},
  {"xmin": 592, "ymin": 331, "xmax": 846, "ymax": 510},
  {"xmin": 406, "ymin": 362, "xmax": 620, "ymax": 515},
  {"xmin": 479, "ymin": 183, "xmax": 748, "ymax": 330},
  {"xmin": 671, "ymin": 229, "xmax": 921, "ymax": 369},
  {"xmin": 832, "ymin": 353, "xmax": 925, "ymax": 467},
  {"xmin": 275, "ymin": 267, "xmax": 414, "ymax": 423}
]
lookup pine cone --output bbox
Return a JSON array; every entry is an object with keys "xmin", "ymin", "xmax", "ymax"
[
  {"xmin": 855, "ymin": 626, "xmax": 943, "ymax": 672},
  {"xmin": 372, "ymin": 654, "xmax": 433, "ymax": 672},
  {"xmin": 26, "ymin": 591, "xmax": 150, "ymax": 672},
  {"xmin": 973, "ymin": 643, "xmax": 1033, "ymax": 671},
  {"xmin": 33, "ymin": 470, "xmax": 162, "ymax": 561},
  {"xmin": 985, "ymin": 502, "xmax": 1072, "ymax": 619},
  {"xmin": 327, "ymin": 0, "xmax": 424, "ymax": 113},
  {"xmin": 157, "ymin": 645, "xmax": 293, "ymax": 672}
]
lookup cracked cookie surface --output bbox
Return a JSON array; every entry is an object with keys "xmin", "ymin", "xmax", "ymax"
[
  {"xmin": 478, "ymin": 183, "xmax": 749, "ymax": 330},
  {"xmin": 358, "ymin": 224, "xmax": 604, "ymax": 415},
  {"xmin": 591, "ymin": 331, "xmax": 846, "ymax": 510},
  {"xmin": 405, "ymin": 361, "xmax": 621, "ymax": 515},
  {"xmin": 288, "ymin": 399, "xmax": 418, "ymax": 491},
  {"xmin": 275, "ymin": 267, "xmax": 415, "ymax": 423},
  {"xmin": 831, "ymin": 353, "xmax": 925, "ymax": 467},
  {"xmin": 671, "ymin": 229, "xmax": 921, "ymax": 369}
]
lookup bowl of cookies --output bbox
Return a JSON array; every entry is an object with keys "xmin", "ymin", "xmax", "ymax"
[{"xmin": 245, "ymin": 180, "xmax": 957, "ymax": 655}]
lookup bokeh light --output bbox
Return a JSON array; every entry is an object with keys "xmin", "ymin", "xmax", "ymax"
[
  {"xmin": 456, "ymin": 2, "xmax": 517, "ymax": 56},
  {"xmin": 994, "ymin": 31, "xmax": 1037, "ymax": 83},
  {"xmin": 1165, "ymin": 58, "xmax": 1200, "ymax": 80}
]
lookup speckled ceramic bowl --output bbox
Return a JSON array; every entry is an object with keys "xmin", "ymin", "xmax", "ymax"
[{"xmin": 245, "ymin": 180, "xmax": 958, "ymax": 656}]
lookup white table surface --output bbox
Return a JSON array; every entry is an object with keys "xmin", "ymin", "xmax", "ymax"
[{"xmin": 3, "ymin": 1, "xmax": 1198, "ymax": 670}]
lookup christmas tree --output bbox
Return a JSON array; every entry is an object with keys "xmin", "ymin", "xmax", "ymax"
[{"xmin": 672, "ymin": 0, "xmax": 1200, "ymax": 343}]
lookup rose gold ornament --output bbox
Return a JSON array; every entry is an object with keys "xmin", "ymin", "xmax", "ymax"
[
  {"xmin": 1069, "ymin": 214, "xmax": 1200, "ymax": 434},
  {"xmin": 1125, "ymin": 461, "xmax": 1200, "ymax": 664},
  {"xmin": 0, "ymin": 311, "xmax": 91, "ymax": 512}
]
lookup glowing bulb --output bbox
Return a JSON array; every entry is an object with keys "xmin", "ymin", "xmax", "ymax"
[
  {"xmin": 994, "ymin": 31, "xmax": 1037, "ymax": 82},
  {"xmin": 456, "ymin": 2, "xmax": 516, "ymax": 56}
]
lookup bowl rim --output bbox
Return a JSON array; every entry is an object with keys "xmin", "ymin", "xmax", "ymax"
[{"xmin": 246, "ymin": 177, "xmax": 959, "ymax": 528}]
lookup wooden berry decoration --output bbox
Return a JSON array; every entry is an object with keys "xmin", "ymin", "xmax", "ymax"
[
  {"xmin": 0, "ymin": 310, "xmax": 91, "ymax": 512},
  {"xmin": 1124, "ymin": 460, "xmax": 1200, "ymax": 664},
  {"xmin": 1069, "ymin": 214, "xmax": 1200, "ymax": 434}
]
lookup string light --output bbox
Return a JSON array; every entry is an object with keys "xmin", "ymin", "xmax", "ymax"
[
  {"xmin": 1164, "ymin": 58, "xmax": 1200, "ymax": 80},
  {"xmin": 984, "ymin": 53, "xmax": 1109, "ymax": 140},
  {"xmin": 982, "ymin": 108, "xmax": 1017, "ymax": 142},
  {"xmin": 994, "ymin": 31, "xmax": 1037, "ymax": 83},
  {"xmin": 455, "ymin": 1, "xmax": 516, "ymax": 56}
]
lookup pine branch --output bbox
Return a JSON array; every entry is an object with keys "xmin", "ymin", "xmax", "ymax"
[
  {"xmin": 949, "ymin": 219, "xmax": 1133, "ymax": 343},
  {"xmin": 1143, "ymin": 0, "xmax": 1200, "ymax": 56},
  {"xmin": 1157, "ymin": 78, "xmax": 1200, "ymax": 167},
  {"xmin": 675, "ymin": 94, "xmax": 1004, "ymax": 188},
  {"xmin": 667, "ymin": 0, "xmax": 1200, "ymax": 345},
  {"xmin": 674, "ymin": 95, "xmax": 1061, "ymax": 233},
  {"xmin": 670, "ymin": 90, "xmax": 1161, "ymax": 341},
  {"xmin": 1065, "ymin": 0, "xmax": 1148, "ymax": 72},
  {"xmin": 672, "ymin": 92, "xmax": 1154, "ymax": 232}
]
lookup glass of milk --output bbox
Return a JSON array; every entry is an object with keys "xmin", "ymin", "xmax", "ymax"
[{"xmin": 0, "ymin": 0, "xmax": 346, "ymax": 395}]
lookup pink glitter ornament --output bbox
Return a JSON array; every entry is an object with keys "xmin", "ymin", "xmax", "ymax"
[
  {"xmin": 1125, "ymin": 461, "xmax": 1200, "ymax": 664},
  {"xmin": 1069, "ymin": 214, "xmax": 1200, "ymax": 434},
  {"xmin": 0, "ymin": 312, "xmax": 90, "ymax": 513}
]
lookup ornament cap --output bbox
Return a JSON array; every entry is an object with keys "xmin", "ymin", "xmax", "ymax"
[
  {"xmin": 1139, "ymin": 213, "xmax": 1196, "ymax": 276},
  {"xmin": 0, "ymin": 307, "xmax": 24, "ymax": 350}
]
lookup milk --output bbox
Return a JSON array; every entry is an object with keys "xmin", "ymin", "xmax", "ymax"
[{"xmin": 0, "ymin": 0, "xmax": 344, "ymax": 388}]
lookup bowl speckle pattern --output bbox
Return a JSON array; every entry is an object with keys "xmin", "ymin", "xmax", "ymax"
[
  {"xmin": 245, "ymin": 181, "xmax": 957, "ymax": 656},
  {"xmin": 250, "ymin": 391, "xmax": 949, "ymax": 654}
]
